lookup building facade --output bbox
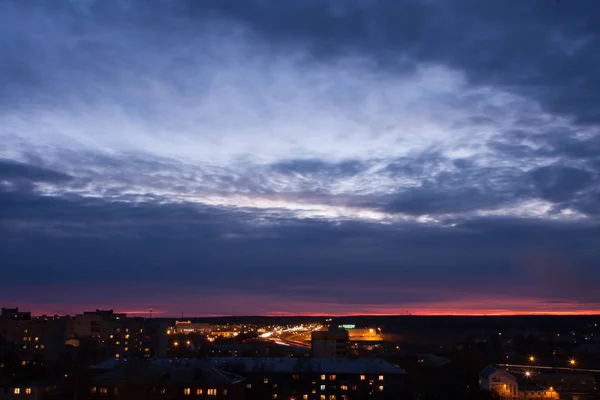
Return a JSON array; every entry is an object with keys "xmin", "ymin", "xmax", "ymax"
[{"xmin": 311, "ymin": 330, "xmax": 349, "ymax": 358}]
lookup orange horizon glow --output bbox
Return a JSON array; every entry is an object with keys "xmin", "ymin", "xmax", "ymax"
[
  {"xmin": 21, "ymin": 308, "xmax": 600, "ymax": 318},
  {"xmin": 6, "ymin": 293, "xmax": 600, "ymax": 318}
]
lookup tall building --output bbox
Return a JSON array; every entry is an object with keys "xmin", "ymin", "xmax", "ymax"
[
  {"xmin": 73, "ymin": 309, "xmax": 125, "ymax": 341},
  {"xmin": 0, "ymin": 307, "xmax": 31, "ymax": 321},
  {"xmin": 0, "ymin": 317, "xmax": 69, "ymax": 363},
  {"xmin": 72, "ymin": 310, "xmax": 168, "ymax": 359},
  {"xmin": 311, "ymin": 328, "xmax": 349, "ymax": 358}
]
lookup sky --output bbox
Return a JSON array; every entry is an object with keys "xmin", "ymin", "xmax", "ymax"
[{"xmin": 1, "ymin": 0, "xmax": 600, "ymax": 317}]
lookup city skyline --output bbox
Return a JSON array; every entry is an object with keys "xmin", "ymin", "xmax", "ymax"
[{"xmin": 2, "ymin": 0, "xmax": 600, "ymax": 316}]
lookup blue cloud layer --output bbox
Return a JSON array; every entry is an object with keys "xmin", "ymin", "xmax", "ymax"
[{"xmin": 1, "ymin": 0, "xmax": 600, "ymax": 314}]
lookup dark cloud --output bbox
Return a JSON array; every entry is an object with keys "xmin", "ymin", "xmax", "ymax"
[
  {"xmin": 530, "ymin": 164, "xmax": 594, "ymax": 202},
  {"xmin": 0, "ymin": 159, "xmax": 71, "ymax": 183},
  {"xmin": 177, "ymin": 0, "xmax": 600, "ymax": 124},
  {"xmin": 386, "ymin": 186, "xmax": 492, "ymax": 215},
  {"xmin": 270, "ymin": 159, "xmax": 365, "ymax": 177},
  {"xmin": 2, "ymin": 174, "xmax": 600, "ymax": 313},
  {"xmin": 3, "ymin": 0, "xmax": 600, "ymax": 125}
]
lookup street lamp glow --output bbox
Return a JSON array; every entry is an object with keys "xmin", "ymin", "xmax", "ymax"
[
  {"xmin": 529, "ymin": 356, "xmax": 535, "ymax": 362},
  {"xmin": 525, "ymin": 371, "xmax": 531, "ymax": 377},
  {"xmin": 569, "ymin": 358, "xmax": 576, "ymax": 366}
]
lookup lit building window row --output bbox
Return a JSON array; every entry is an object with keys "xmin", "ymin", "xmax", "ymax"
[{"xmin": 181, "ymin": 387, "xmax": 221, "ymax": 396}]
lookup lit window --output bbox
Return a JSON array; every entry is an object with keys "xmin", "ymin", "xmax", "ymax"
[
  {"xmin": 22, "ymin": 361, "xmax": 27, "ymax": 366},
  {"xmin": 223, "ymin": 389, "xmax": 227, "ymax": 395},
  {"xmin": 329, "ymin": 375, "xmax": 336, "ymax": 381},
  {"xmin": 293, "ymin": 374, "xmax": 300, "ymax": 380},
  {"xmin": 321, "ymin": 374, "xmax": 326, "ymax": 380},
  {"xmin": 91, "ymin": 387, "xmax": 97, "ymax": 394},
  {"xmin": 351, "ymin": 386, "xmax": 357, "ymax": 391},
  {"xmin": 100, "ymin": 387, "xmax": 108, "ymax": 394},
  {"xmin": 14, "ymin": 388, "xmax": 21, "ymax": 394},
  {"xmin": 161, "ymin": 388, "xmax": 166, "ymax": 394},
  {"xmin": 124, "ymin": 347, "xmax": 129, "ymax": 352},
  {"xmin": 184, "ymin": 388, "xmax": 191, "ymax": 395},
  {"xmin": 109, "ymin": 335, "xmax": 114, "ymax": 339},
  {"xmin": 196, "ymin": 389, "xmax": 203, "ymax": 395},
  {"xmin": 40, "ymin": 345, "xmax": 44, "ymax": 349},
  {"xmin": 329, "ymin": 396, "xmax": 336, "ymax": 400},
  {"xmin": 273, "ymin": 395, "xmax": 277, "ymax": 399},
  {"xmin": 341, "ymin": 385, "xmax": 348, "ymax": 391},
  {"xmin": 378, "ymin": 375, "xmax": 384, "ymax": 381},
  {"xmin": 303, "ymin": 395, "xmax": 308, "ymax": 400},
  {"xmin": 207, "ymin": 389, "xmax": 217, "ymax": 395},
  {"xmin": 115, "ymin": 341, "xmax": 120, "ymax": 345},
  {"xmin": 115, "ymin": 354, "xmax": 120, "ymax": 358},
  {"xmin": 25, "ymin": 388, "xmax": 31, "ymax": 395},
  {"xmin": 244, "ymin": 384, "xmax": 251, "ymax": 389},
  {"xmin": 264, "ymin": 378, "xmax": 269, "ymax": 384},
  {"xmin": 320, "ymin": 385, "xmax": 325, "ymax": 391},
  {"xmin": 360, "ymin": 375, "xmax": 365, "ymax": 381},
  {"xmin": 34, "ymin": 337, "xmax": 39, "ymax": 342},
  {"xmin": 320, "ymin": 396, "xmax": 325, "ymax": 400},
  {"xmin": 378, "ymin": 386, "xmax": 384, "ymax": 392}
]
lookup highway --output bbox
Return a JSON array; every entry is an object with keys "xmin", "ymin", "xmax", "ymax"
[{"xmin": 258, "ymin": 324, "xmax": 322, "ymax": 349}]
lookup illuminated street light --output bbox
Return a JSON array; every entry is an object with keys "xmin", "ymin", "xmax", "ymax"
[
  {"xmin": 569, "ymin": 358, "xmax": 576, "ymax": 367},
  {"xmin": 525, "ymin": 371, "xmax": 531, "ymax": 377},
  {"xmin": 173, "ymin": 341, "xmax": 179, "ymax": 347},
  {"xmin": 529, "ymin": 356, "xmax": 535, "ymax": 363}
]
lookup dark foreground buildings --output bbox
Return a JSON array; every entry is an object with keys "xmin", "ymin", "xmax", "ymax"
[{"xmin": 83, "ymin": 357, "xmax": 408, "ymax": 400}]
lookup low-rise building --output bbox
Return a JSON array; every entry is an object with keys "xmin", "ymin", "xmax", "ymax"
[
  {"xmin": 479, "ymin": 366, "xmax": 519, "ymax": 398},
  {"xmin": 212, "ymin": 357, "xmax": 407, "ymax": 400},
  {"xmin": 0, "ymin": 380, "xmax": 61, "ymax": 400},
  {"xmin": 81, "ymin": 358, "xmax": 245, "ymax": 399},
  {"xmin": 168, "ymin": 321, "xmax": 212, "ymax": 335}
]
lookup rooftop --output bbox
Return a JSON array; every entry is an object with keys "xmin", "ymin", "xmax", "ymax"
[
  {"xmin": 92, "ymin": 357, "xmax": 405, "ymax": 375},
  {"xmin": 90, "ymin": 359, "xmax": 244, "ymax": 385},
  {"xmin": 210, "ymin": 357, "xmax": 406, "ymax": 375}
]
